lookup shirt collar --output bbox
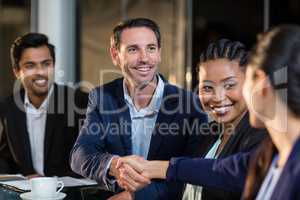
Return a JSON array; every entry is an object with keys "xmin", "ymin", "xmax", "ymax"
[
  {"xmin": 24, "ymin": 85, "xmax": 54, "ymax": 111},
  {"xmin": 123, "ymin": 75, "xmax": 165, "ymax": 115}
]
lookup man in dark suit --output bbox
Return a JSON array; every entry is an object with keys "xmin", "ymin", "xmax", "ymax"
[
  {"xmin": 70, "ymin": 18, "xmax": 208, "ymax": 200},
  {"xmin": 0, "ymin": 33, "xmax": 88, "ymax": 177}
]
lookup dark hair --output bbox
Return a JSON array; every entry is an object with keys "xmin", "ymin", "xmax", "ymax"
[
  {"xmin": 197, "ymin": 39, "xmax": 248, "ymax": 72},
  {"xmin": 249, "ymin": 25, "xmax": 300, "ymax": 117},
  {"xmin": 243, "ymin": 25, "xmax": 300, "ymax": 199},
  {"xmin": 10, "ymin": 33, "xmax": 55, "ymax": 69},
  {"xmin": 111, "ymin": 18, "xmax": 161, "ymax": 50}
]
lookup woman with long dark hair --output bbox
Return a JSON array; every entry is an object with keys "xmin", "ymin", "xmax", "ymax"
[{"xmin": 117, "ymin": 25, "xmax": 300, "ymax": 200}]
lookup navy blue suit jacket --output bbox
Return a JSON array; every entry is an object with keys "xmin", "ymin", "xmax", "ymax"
[
  {"xmin": 167, "ymin": 137, "xmax": 300, "ymax": 200},
  {"xmin": 70, "ymin": 77, "xmax": 208, "ymax": 200}
]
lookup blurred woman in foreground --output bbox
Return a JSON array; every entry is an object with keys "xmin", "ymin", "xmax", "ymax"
[{"xmin": 118, "ymin": 25, "xmax": 300, "ymax": 200}]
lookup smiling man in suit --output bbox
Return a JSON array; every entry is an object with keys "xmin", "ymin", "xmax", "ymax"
[
  {"xmin": 0, "ymin": 33, "xmax": 88, "ymax": 178},
  {"xmin": 70, "ymin": 18, "xmax": 208, "ymax": 200}
]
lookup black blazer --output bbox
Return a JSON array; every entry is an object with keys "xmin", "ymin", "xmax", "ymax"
[
  {"xmin": 197, "ymin": 112, "xmax": 267, "ymax": 200},
  {"xmin": 0, "ymin": 83, "xmax": 88, "ymax": 177}
]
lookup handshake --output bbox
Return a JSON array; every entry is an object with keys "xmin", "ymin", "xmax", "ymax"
[{"xmin": 109, "ymin": 155, "xmax": 169, "ymax": 193}]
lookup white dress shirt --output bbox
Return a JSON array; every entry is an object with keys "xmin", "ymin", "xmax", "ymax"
[
  {"xmin": 123, "ymin": 75, "xmax": 164, "ymax": 159},
  {"xmin": 24, "ymin": 87, "xmax": 53, "ymax": 175},
  {"xmin": 103, "ymin": 76, "xmax": 164, "ymax": 190}
]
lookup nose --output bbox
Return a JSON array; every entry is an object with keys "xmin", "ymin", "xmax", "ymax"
[
  {"xmin": 213, "ymin": 87, "xmax": 226, "ymax": 102},
  {"xmin": 139, "ymin": 50, "xmax": 149, "ymax": 63},
  {"xmin": 35, "ymin": 64, "xmax": 48, "ymax": 75}
]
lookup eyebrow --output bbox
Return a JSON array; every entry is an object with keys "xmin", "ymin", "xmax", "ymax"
[
  {"xmin": 221, "ymin": 76, "xmax": 237, "ymax": 82},
  {"xmin": 23, "ymin": 59, "xmax": 53, "ymax": 65},
  {"xmin": 202, "ymin": 80, "xmax": 214, "ymax": 84},
  {"xmin": 41, "ymin": 59, "xmax": 53, "ymax": 63},
  {"xmin": 201, "ymin": 76, "xmax": 237, "ymax": 84},
  {"xmin": 23, "ymin": 61, "xmax": 35, "ymax": 65},
  {"xmin": 126, "ymin": 43, "xmax": 158, "ymax": 49},
  {"xmin": 126, "ymin": 45, "xmax": 139, "ymax": 49},
  {"xmin": 147, "ymin": 43, "xmax": 158, "ymax": 47}
]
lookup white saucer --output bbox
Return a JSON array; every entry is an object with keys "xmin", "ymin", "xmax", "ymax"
[{"xmin": 20, "ymin": 192, "xmax": 66, "ymax": 200}]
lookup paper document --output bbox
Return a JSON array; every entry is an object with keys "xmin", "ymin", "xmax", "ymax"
[
  {"xmin": 58, "ymin": 177, "xmax": 97, "ymax": 187},
  {"xmin": 0, "ymin": 174, "xmax": 26, "ymax": 181},
  {"xmin": 0, "ymin": 176, "xmax": 97, "ymax": 191}
]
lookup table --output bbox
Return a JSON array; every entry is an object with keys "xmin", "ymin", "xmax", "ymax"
[{"xmin": 0, "ymin": 185, "xmax": 115, "ymax": 200}]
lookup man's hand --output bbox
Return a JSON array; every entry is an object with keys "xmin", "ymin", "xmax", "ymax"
[
  {"xmin": 109, "ymin": 157, "xmax": 121, "ymax": 178},
  {"xmin": 118, "ymin": 156, "xmax": 170, "ymax": 181},
  {"xmin": 107, "ymin": 191, "xmax": 134, "ymax": 200},
  {"xmin": 118, "ymin": 163, "xmax": 150, "ymax": 192},
  {"xmin": 109, "ymin": 155, "xmax": 151, "ymax": 192},
  {"xmin": 116, "ymin": 155, "xmax": 146, "ymax": 174}
]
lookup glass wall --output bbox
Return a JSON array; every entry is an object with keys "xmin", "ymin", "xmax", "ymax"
[
  {"xmin": 3, "ymin": 0, "xmax": 298, "ymax": 96},
  {"xmin": 0, "ymin": 0, "xmax": 31, "ymax": 98}
]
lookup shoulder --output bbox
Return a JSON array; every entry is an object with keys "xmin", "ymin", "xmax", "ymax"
[
  {"xmin": 54, "ymin": 83, "xmax": 89, "ymax": 109},
  {"xmin": 163, "ymin": 82, "xmax": 200, "ymax": 103},
  {"xmin": 84, "ymin": 78, "xmax": 124, "ymax": 110},
  {"xmin": 88, "ymin": 77, "xmax": 123, "ymax": 101},
  {"xmin": 244, "ymin": 129, "xmax": 267, "ymax": 147},
  {"xmin": 0, "ymin": 99, "xmax": 6, "ymax": 117},
  {"xmin": 55, "ymin": 83, "xmax": 88, "ymax": 98},
  {"xmin": 90, "ymin": 78, "xmax": 123, "ymax": 94},
  {"xmin": 0, "ymin": 90, "xmax": 24, "ymax": 116},
  {"xmin": 214, "ymin": 113, "xmax": 267, "ymax": 156},
  {"xmin": 236, "ymin": 113, "xmax": 267, "ymax": 137}
]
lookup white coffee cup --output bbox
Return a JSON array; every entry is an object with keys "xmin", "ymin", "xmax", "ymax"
[{"xmin": 30, "ymin": 177, "xmax": 64, "ymax": 198}]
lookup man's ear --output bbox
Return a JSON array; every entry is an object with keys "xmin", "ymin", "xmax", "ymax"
[
  {"xmin": 13, "ymin": 67, "xmax": 20, "ymax": 79},
  {"xmin": 157, "ymin": 47, "xmax": 162, "ymax": 63},
  {"xmin": 110, "ymin": 46, "xmax": 120, "ymax": 66}
]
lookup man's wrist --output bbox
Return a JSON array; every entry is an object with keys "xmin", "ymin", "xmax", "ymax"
[{"xmin": 109, "ymin": 156, "xmax": 120, "ymax": 177}]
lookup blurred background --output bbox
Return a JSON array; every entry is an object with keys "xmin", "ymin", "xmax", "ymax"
[{"xmin": 1, "ymin": 0, "xmax": 300, "ymax": 98}]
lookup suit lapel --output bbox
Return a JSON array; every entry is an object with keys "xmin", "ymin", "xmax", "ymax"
[
  {"xmin": 44, "ymin": 114, "xmax": 57, "ymax": 164},
  {"xmin": 8, "ymin": 90, "xmax": 34, "ymax": 172},
  {"xmin": 111, "ymin": 78, "xmax": 180, "ymax": 158},
  {"xmin": 44, "ymin": 84, "xmax": 60, "ymax": 163},
  {"xmin": 219, "ymin": 112, "xmax": 249, "ymax": 157},
  {"xmin": 147, "ymin": 83, "xmax": 179, "ymax": 159},
  {"xmin": 113, "ymin": 79, "xmax": 132, "ymax": 155}
]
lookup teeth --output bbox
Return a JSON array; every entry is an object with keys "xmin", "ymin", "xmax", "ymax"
[
  {"xmin": 214, "ymin": 107, "xmax": 228, "ymax": 113},
  {"xmin": 136, "ymin": 67, "xmax": 151, "ymax": 72},
  {"xmin": 34, "ymin": 79, "xmax": 47, "ymax": 85},
  {"xmin": 211, "ymin": 105, "xmax": 232, "ymax": 114}
]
